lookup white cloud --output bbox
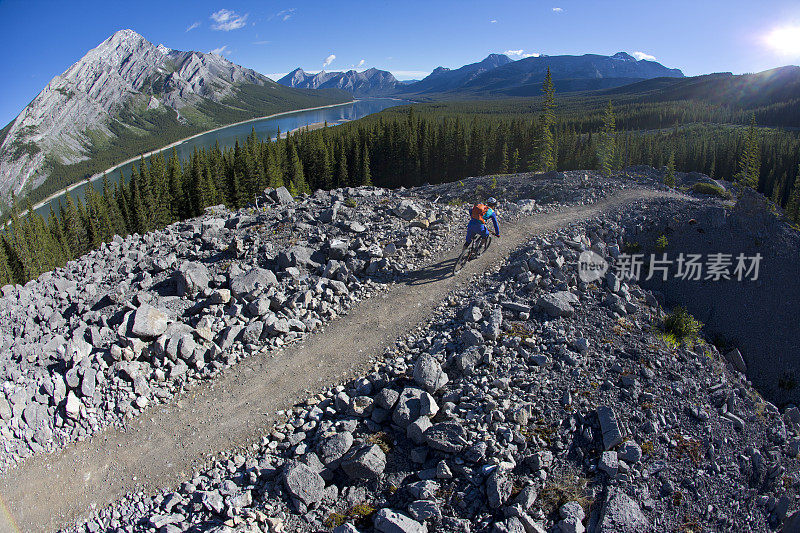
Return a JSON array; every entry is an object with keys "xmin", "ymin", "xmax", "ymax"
[
  {"xmin": 253, "ymin": 40, "xmax": 270, "ymax": 45},
  {"xmin": 632, "ymin": 51, "xmax": 656, "ymax": 61},
  {"xmin": 504, "ymin": 49, "xmax": 540, "ymax": 58},
  {"xmin": 272, "ymin": 8, "xmax": 296, "ymax": 21},
  {"xmin": 552, "ymin": 7, "xmax": 563, "ymax": 12},
  {"xmin": 490, "ymin": 19, "xmax": 497, "ymax": 23},
  {"xmin": 266, "ymin": 72, "xmax": 289, "ymax": 80},
  {"xmin": 209, "ymin": 45, "xmax": 228, "ymax": 56},
  {"xmin": 186, "ymin": 21, "xmax": 201, "ymax": 32},
  {"xmin": 357, "ymin": 59, "xmax": 365, "ymax": 68},
  {"xmin": 323, "ymin": 54, "xmax": 336, "ymax": 68},
  {"xmin": 210, "ymin": 9, "xmax": 248, "ymax": 31}
]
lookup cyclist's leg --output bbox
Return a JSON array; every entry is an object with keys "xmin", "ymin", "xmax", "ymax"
[{"xmin": 465, "ymin": 219, "xmax": 481, "ymax": 246}]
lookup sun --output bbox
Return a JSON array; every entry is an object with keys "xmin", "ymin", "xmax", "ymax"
[{"xmin": 764, "ymin": 25, "xmax": 800, "ymax": 56}]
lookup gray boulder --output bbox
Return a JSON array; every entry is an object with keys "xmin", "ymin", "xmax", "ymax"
[
  {"xmin": 597, "ymin": 406, "xmax": 624, "ymax": 450},
  {"xmin": 283, "ymin": 462, "xmax": 325, "ymax": 505},
  {"xmin": 317, "ymin": 431, "xmax": 354, "ymax": 466},
  {"xmin": 230, "ymin": 267, "xmax": 278, "ymax": 300},
  {"xmin": 537, "ymin": 291, "xmax": 579, "ymax": 317},
  {"xmin": 424, "ymin": 422, "xmax": 468, "ymax": 453},
  {"xmin": 597, "ymin": 488, "xmax": 651, "ymax": 532},
  {"xmin": 393, "ymin": 387, "xmax": 438, "ymax": 428},
  {"xmin": 132, "ymin": 304, "xmax": 169, "ymax": 338},
  {"xmin": 271, "ymin": 186, "xmax": 294, "ymax": 205},
  {"xmin": 412, "ymin": 354, "xmax": 448, "ymax": 393},
  {"xmin": 486, "ymin": 469, "xmax": 512, "ymax": 509},
  {"xmin": 374, "ymin": 508, "xmax": 428, "ymax": 533},
  {"xmin": 453, "ymin": 347, "xmax": 482, "ymax": 376},
  {"xmin": 341, "ymin": 444, "xmax": 386, "ymax": 480},
  {"xmin": 175, "ymin": 262, "xmax": 210, "ymax": 298}
]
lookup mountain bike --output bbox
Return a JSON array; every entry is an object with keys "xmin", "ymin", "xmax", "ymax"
[{"xmin": 453, "ymin": 233, "xmax": 493, "ymax": 274}]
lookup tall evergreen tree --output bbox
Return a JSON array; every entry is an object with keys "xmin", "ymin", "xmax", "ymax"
[
  {"xmin": 598, "ymin": 100, "xmax": 617, "ymax": 176},
  {"xmin": 539, "ymin": 67, "xmax": 556, "ymax": 171},
  {"xmin": 736, "ymin": 113, "xmax": 760, "ymax": 189},
  {"xmin": 786, "ymin": 167, "xmax": 800, "ymax": 222},
  {"xmin": 664, "ymin": 152, "xmax": 676, "ymax": 188},
  {"xmin": 360, "ymin": 143, "xmax": 372, "ymax": 186}
]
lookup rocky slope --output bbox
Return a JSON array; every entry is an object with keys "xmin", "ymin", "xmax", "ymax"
[
  {"xmin": 0, "ymin": 29, "xmax": 349, "ymax": 205},
  {"xmin": 278, "ymin": 68, "xmax": 400, "ymax": 96},
  {"xmin": 49, "ymin": 170, "xmax": 800, "ymax": 533},
  {"xmin": 2, "ymin": 169, "xmax": 799, "ymax": 532},
  {"xmin": 0, "ymin": 185, "xmax": 468, "ymax": 471}
]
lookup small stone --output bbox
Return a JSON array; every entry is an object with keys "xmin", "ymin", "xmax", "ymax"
[{"xmin": 599, "ymin": 451, "xmax": 619, "ymax": 478}]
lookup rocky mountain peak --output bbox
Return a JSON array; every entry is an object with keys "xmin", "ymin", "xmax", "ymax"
[
  {"xmin": 611, "ymin": 51, "xmax": 637, "ymax": 62},
  {"xmin": 0, "ymin": 29, "xmax": 277, "ymax": 205}
]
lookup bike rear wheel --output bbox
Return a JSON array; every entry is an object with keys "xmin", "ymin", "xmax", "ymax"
[
  {"xmin": 480, "ymin": 235, "xmax": 492, "ymax": 254},
  {"xmin": 452, "ymin": 242, "xmax": 472, "ymax": 274}
]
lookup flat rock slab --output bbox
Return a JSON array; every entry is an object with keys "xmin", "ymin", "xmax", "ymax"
[
  {"xmin": 597, "ymin": 405, "xmax": 624, "ymax": 450},
  {"xmin": 598, "ymin": 488, "xmax": 651, "ymax": 532},
  {"xmin": 131, "ymin": 304, "xmax": 169, "ymax": 338},
  {"xmin": 537, "ymin": 291, "xmax": 579, "ymax": 317},
  {"xmin": 424, "ymin": 422, "xmax": 468, "ymax": 453}
]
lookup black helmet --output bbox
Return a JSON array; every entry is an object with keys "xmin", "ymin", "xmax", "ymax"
[{"xmin": 486, "ymin": 197, "xmax": 498, "ymax": 207}]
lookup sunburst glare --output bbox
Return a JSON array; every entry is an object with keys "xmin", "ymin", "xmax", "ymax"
[{"xmin": 764, "ymin": 25, "xmax": 800, "ymax": 56}]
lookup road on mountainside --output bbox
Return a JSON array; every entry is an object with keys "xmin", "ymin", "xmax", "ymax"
[{"xmin": 0, "ymin": 188, "xmax": 673, "ymax": 532}]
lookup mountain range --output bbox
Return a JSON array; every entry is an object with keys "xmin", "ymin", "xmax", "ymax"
[
  {"xmin": 0, "ymin": 29, "xmax": 350, "ymax": 206},
  {"xmin": 278, "ymin": 68, "xmax": 400, "ymax": 96},
  {"xmin": 277, "ymin": 51, "xmax": 684, "ymax": 98}
]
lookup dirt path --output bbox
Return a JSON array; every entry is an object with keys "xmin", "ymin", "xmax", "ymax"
[{"xmin": 0, "ymin": 188, "xmax": 668, "ymax": 532}]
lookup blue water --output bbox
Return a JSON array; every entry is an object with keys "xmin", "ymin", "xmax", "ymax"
[{"xmin": 36, "ymin": 98, "xmax": 409, "ymax": 217}]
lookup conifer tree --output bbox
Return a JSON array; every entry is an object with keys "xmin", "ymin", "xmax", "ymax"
[
  {"xmin": 336, "ymin": 148, "xmax": 348, "ymax": 187},
  {"xmin": 665, "ymin": 152, "xmax": 677, "ymax": 188},
  {"xmin": 736, "ymin": 113, "xmax": 760, "ymax": 189},
  {"xmin": 287, "ymin": 142, "xmax": 309, "ymax": 194},
  {"xmin": 786, "ymin": 167, "xmax": 800, "ymax": 222},
  {"xmin": 360, "ymin": 143, "xmax": 372, "ymax": 186},
  {"xmin": 598, "ymin": 100, "xmax": 617, "ymax": 176},
  {"xmin": 61, "ymin": 193, "xmax": 80, "ymax": 258},
  {"xmin": 539, "ymin": 67, "xmax": 556, "ymax": 171}
]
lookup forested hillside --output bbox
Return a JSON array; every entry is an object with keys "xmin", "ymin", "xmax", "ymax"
[{"xmin": 2, "ymin": 73, "xmax": 800, "ymax": 287}]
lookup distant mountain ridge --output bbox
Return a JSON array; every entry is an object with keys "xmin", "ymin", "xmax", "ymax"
[
  {"xmin": 278, "ymin": 68, "xmax": 399, "ymax": 96},
  {"xmin": 601, "ymin": 65, "xmax": 800, "ymax": 107},
  {"xmin": 0, "ymin": 29, "xmax": 350, "ymax": 206},
  {"xmin": 398, "ymin": 53, "xmax": 514, "ymax": 94},
  {"xmin": 441, "ymin": 52, "xmax": 684, "ymax": 96},
  {"xmin": 281, "ymin": 52, "xmax": 685, "ymax": 99}
]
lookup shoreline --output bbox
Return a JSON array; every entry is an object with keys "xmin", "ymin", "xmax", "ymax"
[{"xmin": 26, "ymin": 99, "xmax": 359, "ymax": 215}]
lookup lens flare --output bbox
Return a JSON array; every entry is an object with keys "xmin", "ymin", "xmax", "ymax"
[{"xmin": 764, "ymin": 25, "xmax": 800, "ymax": 56}]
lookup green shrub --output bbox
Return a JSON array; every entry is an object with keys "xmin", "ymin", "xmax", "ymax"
[
  {"xmin": 691, "ymin": 182, "xmax": 732, "ymax": 199},
  {"xmin": 663, "ymin": 306, "xmax": 703, "ymax": 343}
]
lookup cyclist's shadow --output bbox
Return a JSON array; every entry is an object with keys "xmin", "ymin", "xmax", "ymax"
[{"xmin": 402, "ymin": 255, "xmax": 458, "ymax": 285}]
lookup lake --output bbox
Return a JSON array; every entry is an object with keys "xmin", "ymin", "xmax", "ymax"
[{"xmin": 34, "ymin": 97, "xmax": 410, "ymax": 218}]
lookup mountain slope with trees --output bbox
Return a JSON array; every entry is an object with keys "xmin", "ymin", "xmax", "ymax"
[{"xmin": 0, "ymin": 29, "xmax": 351, "ymax": 210}]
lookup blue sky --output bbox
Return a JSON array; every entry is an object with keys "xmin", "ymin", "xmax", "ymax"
[{"xmin": 1, "ymin": 0, "xmax": 800, "ymax": 126}]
